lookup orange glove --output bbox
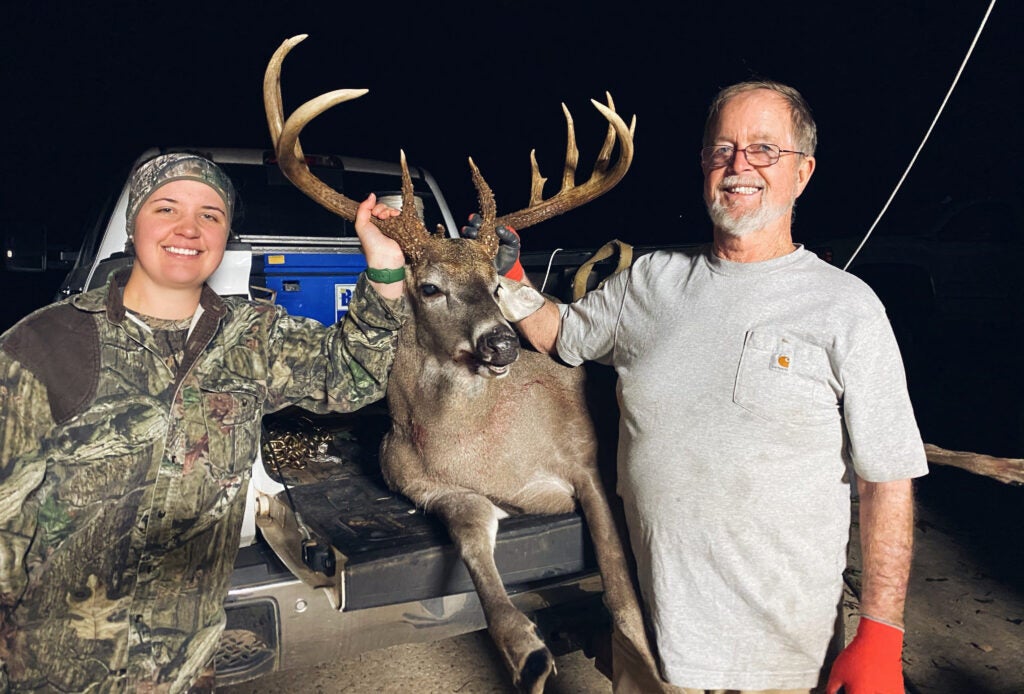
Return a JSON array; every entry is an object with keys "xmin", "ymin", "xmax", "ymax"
[{"xmin": 826, "ymin": 615, "xmax": 905, "ymax": 694}]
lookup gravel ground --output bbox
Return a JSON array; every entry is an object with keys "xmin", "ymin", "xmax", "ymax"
[
  {"xmin": 843, "ymin": 464, "xmax": 1023, "ymax": 694},
  {"xmin": 223, "ymin": 464, "xmax": 1022, "ymax": 694},
  {"xmin": 220, "ymin": 629, "xmax": 610, "ymax": 694}
]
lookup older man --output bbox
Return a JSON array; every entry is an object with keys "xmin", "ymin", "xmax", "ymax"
[{"xmin": 499, "ymin": 81, "xmax": 927, "ymax": 693}]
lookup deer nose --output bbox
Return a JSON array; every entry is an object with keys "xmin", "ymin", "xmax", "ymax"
[{"xmin": 477, "ymin": 325, "xmax": 520, "ymax": 367}]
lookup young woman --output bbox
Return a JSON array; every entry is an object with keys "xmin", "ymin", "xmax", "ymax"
[{"xmin": 0, "ymin": 152, "xmax": 408, "ymax": 691}]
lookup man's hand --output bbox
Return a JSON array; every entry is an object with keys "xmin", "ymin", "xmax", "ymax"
[
  {"xmin": 826, "ymin": 615, "xmax": 905, "ymax": 694},
  {"xmin": 461, "ymin": 213, "xmax": 525, "ymax": 281},
  {"xmin": 356, "ymin": 194, "xmax": 406, "ymax": 299}
]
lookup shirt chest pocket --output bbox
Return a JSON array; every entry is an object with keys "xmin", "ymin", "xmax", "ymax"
[
  {"xmin": 199, "ymin": 379, "xmax": 266, "ymax": 475},
  {"xmin": 733, "ymin": 329, "xmax": 839, "ymax": 426},
  {"xmin": 200, "ymin": 379, "xmax": 265, "ymax": 425}
]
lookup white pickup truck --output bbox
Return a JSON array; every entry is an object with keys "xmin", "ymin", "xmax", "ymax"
[{"xmin": 26, "ymin": 146, "xmax": 613, "ymax": 687}]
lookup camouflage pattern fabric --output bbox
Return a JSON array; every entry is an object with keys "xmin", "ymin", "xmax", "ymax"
[
  {"xmin": 125, "ymin": 153, "xmax": 236, "ymax": 242},
  {"xmin": 0, "ymin": 270, "xmax": 407, "ymax": 692}
]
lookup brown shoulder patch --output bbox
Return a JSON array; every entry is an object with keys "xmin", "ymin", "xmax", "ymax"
[{"xmin": 2, "ymin": 304, "xmax": 100, "ymax": 423}]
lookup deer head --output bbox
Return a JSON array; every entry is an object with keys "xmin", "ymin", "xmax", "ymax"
[{"xmin": 263, "ymin": 34, "xmax": 634, "ymax": 378}]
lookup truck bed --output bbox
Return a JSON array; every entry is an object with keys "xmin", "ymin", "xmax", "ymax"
[{"xmin": 256, "ymin": 404, "xmax": 598, "ymax": 611}]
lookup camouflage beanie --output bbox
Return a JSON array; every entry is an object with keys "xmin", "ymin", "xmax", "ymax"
[{"xmin": 125, "ymin": 153, "xmax": 236, "ymax": 249}]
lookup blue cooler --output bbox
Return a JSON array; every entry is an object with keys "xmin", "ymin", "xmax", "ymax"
[{"xmin": 260, "ymin": 252, "xmax": 368, "ymax": 325}]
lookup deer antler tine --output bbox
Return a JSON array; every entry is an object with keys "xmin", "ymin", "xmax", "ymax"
[
  {"xmin": 560, "ymin": 103, "xmax": 580, "ymax": 192},
  {"xmin": 282, "ymin": 90, "xmax": 371, "ymax": 143},
  {"xmin": 398, "ymin": 150, "xmax": 416, "ymax": 212},
  {"xmin": 467, "ymin": 157, "xmax": 500, "ymax": 257},
  {"xmin": 495, "ymin": 94, "xmax": 636, "ymax": 232},
  {"xmin": 528, "ymin": 150, "xmax": 547, "ymax": 207},
  {"xmin": 263, "ymin": 34, "xmax": 435, "ymax": 265},
  {"xmin": 263, "ymin": 33, "xmax": 372, "ymax": 224},
  {"xmin": 379, "ymin": 149, "xmax": 430, "ymax": 262},
  {"xmin": 593, "ymin": 93, "xmax": 618, "ymax": 176},
  {"xmin": 591, "ymin": 98, "xmax": 636, "ymax": 185},
  {"xmin": 467, "ymin": 158, "xmax": 497, "ymax": 222},
  {"xmin": 397, "ymin": 150, "xmax": 429, "ymax": 234},
  {"xmin": 275, "ymin": 88, "xmax": 369, "ymax": 221},
  {"xmin": 591, "ymin": 99, "xmax": 636, "ymax": 170},
  {"xmin": 600, "ymin": 91, "xmax": 636, "ymax": 139},
  {"xmin": 264, "ymin": 34, "xmax": 308, "ymax": 155}
]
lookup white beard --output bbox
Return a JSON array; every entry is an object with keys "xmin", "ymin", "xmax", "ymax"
[
  {"xmin": 707, "ymin": 173, "xmax": 798, "ymax": 238},
  {"xmin": 708, "ymin": 195, "xmax": 792, "ymax": 238}
]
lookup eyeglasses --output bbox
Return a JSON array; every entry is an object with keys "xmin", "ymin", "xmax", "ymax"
[{"xmin": 700, "ymin": 143, "xmax": 806, "ymax": 168}]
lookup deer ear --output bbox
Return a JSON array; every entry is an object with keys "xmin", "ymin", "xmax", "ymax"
[{"xmin": 496, "ymin": 276, "xmax": 545, "ymax": 322}]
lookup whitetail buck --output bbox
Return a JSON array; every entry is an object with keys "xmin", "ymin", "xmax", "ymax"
[{"xmin": 264, "ymin": 34, "xmax": 664, "ymax": 693}]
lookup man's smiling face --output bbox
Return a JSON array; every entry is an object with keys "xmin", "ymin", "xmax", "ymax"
[{"xmin": 702, "ymin": 89, "xmax": 815, "ymax": 238}]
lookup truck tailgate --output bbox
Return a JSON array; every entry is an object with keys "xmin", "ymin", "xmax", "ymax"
[{"xmin": 257, "ymin": 406, "xmax": 598, "ymax": 611}]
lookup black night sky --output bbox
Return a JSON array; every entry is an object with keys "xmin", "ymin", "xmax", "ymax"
[
  {"xmin": 1, "ymin": 0, "xmax": 1019, "ymax": 329},
  {"xmin": 1, "ymin": 3, "xmax": 1022, "ymax": 681}
]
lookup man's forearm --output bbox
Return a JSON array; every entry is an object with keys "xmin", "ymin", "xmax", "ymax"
[
  {"xmin": 515, "ymin": 300, "xmax": 561, "ymax": 355},
  {"xmin": 857, "ymin": 477, "xmax": 915, "ymax": 626}
]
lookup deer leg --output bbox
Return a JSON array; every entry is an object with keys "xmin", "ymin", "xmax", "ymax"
[
  {"xmin": 574, "ymin": 471, "xmax": 663, "ymax": 680},
  {"xmin": 432, "ymin": 492, "xmax": 555, "ymax": 694}
]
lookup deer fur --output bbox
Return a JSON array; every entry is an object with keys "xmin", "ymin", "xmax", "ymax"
[
  {"xmin": 378, "ymin": 236, "xmax": 659, "ymax": 692},
  {"xmin": 263, "ymin": 33, "xmax": 666, "ymax": 692}
]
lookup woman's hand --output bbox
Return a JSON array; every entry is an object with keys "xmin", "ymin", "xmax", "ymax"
[{"xmin": 355, "ymin": 194, "xmax": 406, "ymax": 299}]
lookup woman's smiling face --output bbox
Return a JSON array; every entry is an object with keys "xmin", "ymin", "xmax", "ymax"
[{"xmin": 130, "ymin": 179, "xmax": 230, "ymax": 293}]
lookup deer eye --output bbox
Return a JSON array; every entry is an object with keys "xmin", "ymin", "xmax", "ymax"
[{"xmin": 419, "ymin": 283, "xmax": 440, "ymax": 297}]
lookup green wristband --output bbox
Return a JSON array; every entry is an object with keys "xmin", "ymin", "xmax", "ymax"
[{"xmin": 365, "ymin": 266, "xmax": 406, "ymax": 284}]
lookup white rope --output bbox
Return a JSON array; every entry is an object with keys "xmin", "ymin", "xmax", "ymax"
[
  {"xmin": 539, "ymin": 248, "xmax": 564, "ymax": 295},
  {"xmin": 843, "ymin": 0, "xmax": 998, "ymax": 271}
]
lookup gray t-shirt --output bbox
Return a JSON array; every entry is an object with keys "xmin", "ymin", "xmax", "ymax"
[{"xmin": 557, "ymin": 245, "xmax": 928, "ymax": 690}]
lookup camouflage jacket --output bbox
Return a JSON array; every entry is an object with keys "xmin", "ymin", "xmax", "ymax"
[{"xmin": 0, "ymin": 270, "xmax": 407, "ymax": 692}]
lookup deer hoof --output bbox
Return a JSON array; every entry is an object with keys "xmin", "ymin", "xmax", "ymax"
[{"xmin": 518, "ymin": 647, "xmax": 555, "ymax": 694}]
